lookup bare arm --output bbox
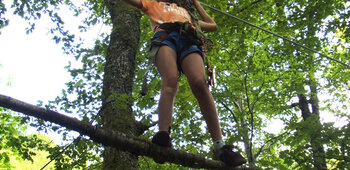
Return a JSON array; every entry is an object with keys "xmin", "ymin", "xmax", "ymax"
[
  {"xmin": 122, "ymin": 0, "xmax": 143, "ymax": 9},
  {"xmin": 192, "ymin": 0, "xmax": 218, "ymax": 32}
]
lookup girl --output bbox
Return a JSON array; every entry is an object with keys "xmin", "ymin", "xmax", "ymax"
[{"xmin": 121, "ymin": 0, "xmax": 246, "ymax": 166}]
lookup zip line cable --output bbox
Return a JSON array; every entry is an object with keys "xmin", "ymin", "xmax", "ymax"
[{"xmin": 200, "ymin": 2, "xmax": 350, "ymax": 68}]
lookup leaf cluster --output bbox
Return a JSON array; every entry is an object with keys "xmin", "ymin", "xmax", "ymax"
[{"xmin": 0, "ymin": 108, "xmax": 53, "ymax": 169}]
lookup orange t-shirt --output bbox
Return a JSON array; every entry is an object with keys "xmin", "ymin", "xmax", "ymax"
[{"xmin": 141, "ymin": 0, "xmax": 194, "ymax": 32}]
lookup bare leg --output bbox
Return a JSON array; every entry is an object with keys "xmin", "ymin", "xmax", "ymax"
[
  {"xmin": 181, "ymin": 53, "xmax": 223, "ymax": 142},
  {"xmin": 155, "ymin": 46, "xmax": 179, "ymax": 132},
  {"xmin": 181, "ymin": 53, "xmax": 247, "ymax": 166}
]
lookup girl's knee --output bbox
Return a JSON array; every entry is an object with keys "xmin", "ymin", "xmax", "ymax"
[
  {"xmin": 161, "ymin": 77, "xmax": 178, "ymax": 95},
  {"xmin": 190, "ymin": 78, "xmax": 208, "ymax": 95}
]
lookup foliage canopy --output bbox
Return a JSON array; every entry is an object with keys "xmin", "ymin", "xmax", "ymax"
[{"xmin": 1, "ymin": 0, "xmax": 349, "ymax": 169}]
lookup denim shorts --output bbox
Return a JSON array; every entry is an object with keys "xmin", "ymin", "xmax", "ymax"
[{"xmin": 150, "ymin": 31, "xmax": 203, "ymax": 73}]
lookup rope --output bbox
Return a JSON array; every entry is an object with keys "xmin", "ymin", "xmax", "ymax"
[
  {"xmin": 40, "ymin": 104, "xmax": 105, "ymax": 169},
  {"xmin": 183, "ymin": 3, "xmax": 217, "ymax": 87},
  {"xmin": 40, "ymin": 137, "xmax": 82, "ymax": 170},
  {"xmin": 200, "ymin": 2, "xmax": 350, "ymax": 68}
]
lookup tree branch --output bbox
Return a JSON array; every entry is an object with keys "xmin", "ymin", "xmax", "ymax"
[
  {"xmin": 238, "ymin": 0, "xmax": 264, "ymax": 14},
  {"xmin": 135, "ymin": 120, "xmax": 158, "ymax": 136},
  {"xmin": 290, "ymin": 102, "xmax": 299, "ymax": 108},
  {"xmin": 0, "ymin": 94, "xmax": 246, "ymax": 169},
  {"xmin": 218, "ymin": 98, "xmax": 239, "ymax": 124},
  {"xmin": 254, "ymin": 130, "xmax": 291, "ymax": 158}
]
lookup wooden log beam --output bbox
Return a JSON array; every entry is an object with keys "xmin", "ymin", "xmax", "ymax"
[{"xmin": 0, "ymin": 94, "xmax": 246, "ymax": 169}]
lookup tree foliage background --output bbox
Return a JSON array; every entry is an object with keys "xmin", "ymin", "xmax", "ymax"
[{"xmin": 0, "ymin": 0, "xmax": 349, "ymax": 169}]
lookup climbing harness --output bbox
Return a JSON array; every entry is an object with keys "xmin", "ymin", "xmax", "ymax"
[
  {"xmin": 183, "ymin": 2, "xmax": 216, "ymax": 87},
  {"xmin": 201, "ymin": 36, "xmax": 216, "ymax": 87},
  {"xmin": 141, "ymin": 1, "xmax": 216, "ymax": 96}
]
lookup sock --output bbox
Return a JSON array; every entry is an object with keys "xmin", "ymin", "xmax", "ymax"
[{"xmin": 213, "ymin": 140, "xmax": 225, "ymax": 151}]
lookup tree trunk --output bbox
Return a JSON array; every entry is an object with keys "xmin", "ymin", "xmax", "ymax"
[
  {"xmin": 241, "ymin": 116, "xmax": 255, "ymax": 168},
  {"xmin": 301, "ymin": 8, "xmax": 327, "ymax": 168},
  {"xmin": 309, "ymin": 72, "xmax": 327, "ymax": 170},
  {"xmin": 297, "ymin": 88, "xmax": 327, "ymax": 170},
  {"xmin": 236, "ymin": 92, "xmax": 256, "ymax": 168},
  {"xmin": 101, "ymin": 0, "xmax": 141, "ymax": 169},
  {"xmin": 297, "ymin": 74, "xmax": 327, "ymax": 170}
]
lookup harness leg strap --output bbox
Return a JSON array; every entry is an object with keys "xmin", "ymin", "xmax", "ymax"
[{"xmin": 141, "ymin": 41, "xmax": 162, "ymax": 96}]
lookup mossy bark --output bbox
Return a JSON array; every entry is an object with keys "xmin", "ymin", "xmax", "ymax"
[{"xmin": 101, "ymin": 0, "xmax": 141, "ymax": 169}]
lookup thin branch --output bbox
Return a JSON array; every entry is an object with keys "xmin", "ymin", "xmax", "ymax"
[
  {"xmin": 136, "ymin": 120, "xmax": 158, "ymax": 135},
  {"xmin": 218, "ymin": 98, "xmax": 239, "ymax": 124},
  {"xmin": 238, "ymin": 0, "xmax": 264, "ymax": 14},
  {"xmin": 290, "ymin": 102, "xmax": 299, "ymax": 108},
  {"xmin": 243, "ymin": 72, "xmax": 254, "ymax": 142},
  {"xmin": 254, "ymin": 130, "xmax": 291, "ymax": 158}
]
